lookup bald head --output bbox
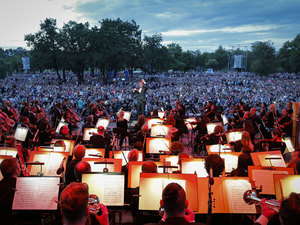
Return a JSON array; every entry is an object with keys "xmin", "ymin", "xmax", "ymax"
[
  {"xmin": 128, "ymin": 149, "xmax": 139, "ymax": 162},
  {"xmin": 73, "ymin": 145, "xmax": 86, "ymax": 160},
  {"xmin": 74, "ymin": 161, "xmax": 91, "ymax": 181},
  {"xmin": 142, "ymin": 161, "xmax": 157, "ymax": 173}
]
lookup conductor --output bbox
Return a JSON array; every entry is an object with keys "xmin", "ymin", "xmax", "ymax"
[{"xmin": 133, "ymin": 78, "xmax": 147, "ymax": 116}]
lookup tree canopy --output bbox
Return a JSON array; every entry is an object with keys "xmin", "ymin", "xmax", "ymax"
[{"xmin": 0, "ymin": 17, "xmax": 299, "ymax": 81}]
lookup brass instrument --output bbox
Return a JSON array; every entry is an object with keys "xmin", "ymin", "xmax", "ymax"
[
  {"xmin": 88, "ymin": 194, "xmax": 102, "ymax": 216},
  {"xmin": 243, "ymin": 190, "xmax": 280, "ymax": 212}
]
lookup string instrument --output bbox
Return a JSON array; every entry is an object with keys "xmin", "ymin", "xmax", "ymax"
[
  {"xmin": 9, "ymin": 107, "xmax": 20, "ymax": 122},
  {"xmin": 16, "ymin": 144, "xmax": 30, "ymax": 176},
  {"xmin": 0, "ymin": 111, "xmax": 15, "ymax": 127},
  {"xmin": 67, "ymin": 107, "xmax": 81, "ymax": 122}
]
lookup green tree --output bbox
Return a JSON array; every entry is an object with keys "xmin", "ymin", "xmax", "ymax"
[
  {"xmin": 214, "ymin": 45, "xmax": 228, "ymax": 71},
  {"xmin": 25, "ymin": 18, "xmax": 62, "ymax": 80},
  {"xmin": 249, "ymin": 41, "xmax": 277, "ymax": 76},
  {"xmin": 142, "ymin": 34, "xmax": 170, "ymax": 74},
  {"xmin": 279, "ymin": 34, "xmax": 300, "ymax": 73},
  {"xmin": 167, "ymin": 43, "xmax": 184, "ymax": 71},
  {"xmin": 60, "ymin": 21, "xmax": 90, "ymax": 83}
]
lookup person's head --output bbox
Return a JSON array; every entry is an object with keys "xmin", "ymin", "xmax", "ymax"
[
  {"xmin": 141, "ymin": 124, "xmax": 148, "ymax": 133},
  {"xmin": 205, "ymin": 154, "xmax": 224, "ymax": 177},
  {"xmin": 243, "ymin": 111, "xmax": 250, "ymax": 119},
  {"xmin": 73, "ymin": 145, "xmax": 86, "ymax": 160},
  {"xmin": 282, "ymin": 109, "xmax": 288, "ymax": 117},
  {"xmin": 152, "ymin": 108, "xmax": 159, "ymax": 117},
  {"xmin": 241, "ymin": 131, "xmax": 252, "ymax": 147},
  {"xmin": 74, "ymin": 161, "xmax": 91, "ymax": 181},
  {"xmin": 59, "ymin": 182, "xmax": 89, "ymax": 224},
  {"xmin": 160, "ymin": 183, "xmax": 187, "ymax": 218},
  {"xmin": 270, "ymin": 104, "xmax": 276, "ymax": 111},
  {"xmin": 60, "ymin": 125, "xmax": 69, "ymax": 135},
  {"xmin": 137, "ymin": 115, "xmax": 145, "ymax": 126},
  {"xmin": 237, "ymin": 153, "xmax": 253, "ymax": 171},
  {"xmin": 286, "ymin": 101, "xmax": 293, "ymax": 109},
  {"xmin": 178, "ymin": 153, "xmax": 189, "ymax": 167},
  {"xmin": 139, "ymin": 79, "xmax": 144, "ymax": 87},
  {"xmin": 141, "ymin": 161, "xmax": 157, "ymax": 173},
  {"xmin": 97, "ymin": 126, "xmax": 105, "ymax": 135},
  {"xmin": 170, "ymin": 141, "xmax": 184, "ymax": 155},
  {"xmin": 118, "ymin": 110, "xmax": 124, "ymax": 119},
  {"xmin": 213, "ymin": 125, "xmax": 224, "ymax": 134},
  {"xmin": 279, "ymin": 193, "xmax": 300, "ymax": 225},
  {"xmin": 0, "ymin": 158, "xmax": 21, "ymax": 178},
  {"xmin": 87, "ymin": 115, "xmax": 93, "ymax": 124},
  {"xmin": 250, "ymin": 108, "xmax": 256, "ymax": 116},
  {"xmin": 128, "ymin": 149, "xmax": 139, "ymax": 162}
]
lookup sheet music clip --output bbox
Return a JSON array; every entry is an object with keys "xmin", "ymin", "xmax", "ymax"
[
  {"xmin": 265, "ymin": 157, "xmax": 282, "ymax": 167},
  {"xmin": 94, "ymin": 160, "xmax": 114, "ymax": 173},
  {"xmin": 89, "ymin": 153, "xmax": 103, "ymax": 158},
  {"xmin": 158, "ymin": 150, "xmax": 169, "ymax": 154}
]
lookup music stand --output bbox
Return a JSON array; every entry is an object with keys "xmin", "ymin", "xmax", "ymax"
[
  {"xmin": 206, "ymin": 122, "xmax": 223, "ymax": 134},
  {"xmin": 14, "ymin": 126, "xmax": 29, "ymax": 142},
  {"xmin": 150, "ymin": 124, "xmax": 171, "ymax": 137},
  {"xmin": 82, "ymin": 172, "xmax": 125, "ymax": 206},
  {"xmin": 83, "ymin": 128, "xmax": 98, "ymax": 141},
  {"xmin": 12, "ymin": 177, "xmax": 60, "ymax": 210},
  {"xmin": 146, "ymin": 138, "xmax": 171, "ymax": 154},
  {"xmin": 146, "ymin": 118, "xmax": 164, "ymax": 129},
  {"xmin": 95, "ymin": 118, "xmax": 110, "ymax": 130},
  {"xmin": 225, "ymin": 131, "xmax": 243, "ymax": 143},
  {"xmin": 0, "ymin": 147, "xmax": 18, "ymax": 157},
  {"xmin": 55, "ymin": 121, "xmax": 68, "ymax": 133},
  {"xmin": 109, "ymin": 150, "xmax": 143, "ymax": 166}
]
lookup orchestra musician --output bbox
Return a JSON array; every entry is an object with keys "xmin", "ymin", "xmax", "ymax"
[
  {"xmin": 278, "ymin": 108, "xmax": 292, "ymax": 137},
  {"xmin": 263, "ymin": 104, "xmax": 280, "ymax": 129},
  {"xmin": 89, "ymin": 126, "xmax": 106, "ymax": 149}
]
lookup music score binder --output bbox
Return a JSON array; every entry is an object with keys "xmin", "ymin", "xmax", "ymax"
[
  {"xmin": 84, "ymin": 148, "xmax": 106, "ymax": 159},
  {"xmin": 12, "ymin": 177, "xmax": 60, "ymax": 210},
  {"xmin": 146, "ymin": 118, "xmax": 164, "ymax": 129},
  {"xmin": 0, "ymin": 147, "xmax": 18, "ymax": 157}
]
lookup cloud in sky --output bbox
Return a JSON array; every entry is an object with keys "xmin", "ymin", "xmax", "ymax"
[{"xmin": 1, "ymin": 0, "xmax": 300, "ymax": 52}]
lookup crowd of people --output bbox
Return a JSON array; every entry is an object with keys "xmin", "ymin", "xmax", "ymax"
[{"xmin": 0, "ymin": 71, "xmax": 300, "ymax": 225}]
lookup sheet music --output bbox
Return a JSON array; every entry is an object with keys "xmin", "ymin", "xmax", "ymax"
[
  {"xmin": 258, "ymin": 154, "xmax": 286, "ymax": 167},
  {"xmin": 95, "ymin": 118, "xmax": 110, "ymax": 130},
  {"xmin": 280, "ymin": 178, "xmax": 300, "ymax": 199},
  {"xmin": 13, "ymin": 177, "xmax": 60, "ymax": 210},
  {"xmin": 163, "ymin": 179, "xmax": 186, "ymax": 191},
  {"xmin": 252, "ymin": 170, "xmax": 288, "ymax": 194},
  {"xmin": 102, "ymin": 175, "xmax": 124, "ymax": 206},
  {"xmin": 225, "ymin": 179, "xmax": 256, "ymax": 214},
  {"xmin": 82, "ymin": 173, "xmax": 125, "ymax": 206},
  {"xmin": 151, "ymin": 125, "xmax": 170, "ymax": 137},
  {"xmin": 208, "ymin": 144, "xmax": 231, "ymax": 153},
  {"xmin": 45, "ymin": 153, "xmax": 65, "ymax": 176},
  {"xmin": 83, "ymin": 128, "xmax": 98, "ymax": 141},
  {"xmin": 139, "ymin": 178, "xmax": 163, "ymax": 210},
  {"xmin": 220, "ymin": 154, "xmax": 239, "ymax": 173},
  {"xmin": 149, "ymin": 138, "xmax": 170, "ymax": 154},
  {"xmin": 181, "ymin": 160, "xmax": 208, "ymax": 177}
]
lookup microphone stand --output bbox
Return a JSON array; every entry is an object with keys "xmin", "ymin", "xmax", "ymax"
[{"xmin": 207, "ymin": 168, "xmax": 215, "ymax": 225}]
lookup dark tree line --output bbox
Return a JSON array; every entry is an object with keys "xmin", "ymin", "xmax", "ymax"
[{"xmin": 1, "ymin": 18, "xmax": 300, "ymax": 80}]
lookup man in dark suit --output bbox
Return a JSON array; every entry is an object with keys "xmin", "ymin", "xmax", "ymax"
[
  {"xmin": 89, "ymin": 126, "xmax": 106, "ymax": 148},
  {"xmin": 133, "ymin": 79, "xmax": 147, "ymax": 116}
]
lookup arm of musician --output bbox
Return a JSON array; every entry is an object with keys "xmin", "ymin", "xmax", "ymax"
[
  {"xmin": 255, "ymin": 198, "xmax": 277, "ymax": 225},
  {"xmin": 95, "ymin": 203, "xmax": 109, "ymax": 225}
]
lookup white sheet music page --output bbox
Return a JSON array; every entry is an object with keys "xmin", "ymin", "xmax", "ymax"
[
  {"xmin": 225, "ymin": 179, "xmax": 256, "ymax": 214},
  {"xmin": 13, "ymin": 177, "xmax": 60, "ymax": 210}
]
